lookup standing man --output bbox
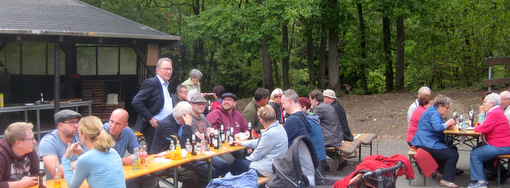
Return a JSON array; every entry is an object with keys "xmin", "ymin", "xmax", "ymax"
[
  {"xmin": 172, "ymin": 85, "xmax": 189, "ymax": 107},
  {"xmin": 500, "ymin": 91, "xmax": 510, "ymax": 121},
  {"xmin": 323, "ymin": 89, "xmax": 353, "ymax": 141},
  {"xmin": 39, "ymin": 109, "xmax": 85, "ymax": 179},
  {"xmin": 243, "ymin": 88, "xmax": 270, "ymax": 133},
  {"xmin": 0, "ymin": 122, "xmax": 39, "ymax": 187},
  {"xmin": 132, "ymin": 57, "xmax": 174, "ymax": 152},
  {"xmin": 408, "ymin": 86, "xmax": 431, "ymax": 123}
]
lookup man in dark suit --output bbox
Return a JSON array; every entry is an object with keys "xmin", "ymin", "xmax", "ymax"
[{"xmin": 132, "ymin": 57, "xmax": 174, "ymax": 152}]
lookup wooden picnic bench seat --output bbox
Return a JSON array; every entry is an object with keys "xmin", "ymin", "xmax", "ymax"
[
  {"xmin": 326, "ymin": 139, "xmax": 362, "ymax": 164},
  {"xmin": 134, "ymin": 131, "xmax": 145, "ymax": 143},
  {"xmin": 258, "ymin": 176, "xmax": 269, "ymax": 186},
  {"xmin": 353, "ymin": 133, "xmax": 377, "ymax": 161},
  {"xmin": 497, "ymin": 155, "xmax": 510, "ymax": 187}
]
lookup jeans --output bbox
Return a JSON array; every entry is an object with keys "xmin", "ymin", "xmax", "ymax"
[
  {"xmin": 470, "ymin": 144, "xmax": 510, "ymax": 181},
  {"xmin": 418, "ymin": 146, "xmax": 459, "ymax": 182},
  {"xmin": 230, "ymin": 159, "xmax": 264, "ymax": 177}
]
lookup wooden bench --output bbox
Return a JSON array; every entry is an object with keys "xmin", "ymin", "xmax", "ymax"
[
  {"xmin": 353, "ymin": 133, "xmax": 377, "ymax": 161},
  {"xmin": 258, "ymin": 176, "xmax": 269, "ymax": 187},
  {"xmin": 408, "ymin": 148, "xmax": 426, "ymax": 186},
  {"xmin": 134, "ymin": 132, "xmax": 145, "ymax": 143},
  {"xmin": 326, "ymin": 139, "xmax": 362, "ymax": 164},
  {"xmin": 497, "ymin": 155, "xmax": 510, "ymax": 187},
  {"xmin": 483, "ymin": 57, "xmax": 510, "ymax": 89}
]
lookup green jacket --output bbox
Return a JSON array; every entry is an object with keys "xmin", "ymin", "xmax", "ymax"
[
  {"xmin": 243, "ymin": 98, "xmax": 263, "ymax": 133},
  {"xmin": 181, "ymin": 77, "xmax": 201, "ymax": 93}
]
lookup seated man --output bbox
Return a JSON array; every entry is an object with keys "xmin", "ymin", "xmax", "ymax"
[
  {"xmin": 281, "ymin": 89, "xmax": 310, "ymax": 146},
  {"xmin": 323, "ymin": 89, "xmax": 353, "ymax": 141},
  {"xmin": 150, "ymin": 102, "xmax": 227, "ymax": 186},
  {"xmin": 39, "ymin": 109, "xmax": 86, "ymax": 180},
  {"xmin": 0, "ymin": 122, "xmax": 39, "ymax": 187},
  {"xmin": 207, "ymin": 93, "xmax": 249, "ymax": 160},
  {"xmin": 242, "ymin": 88, "xmax": 270, "ymax": 133},
  {"xmin": 103, "ymin": 108, "xmax": 158, "ymax": 188},
  {"xmin": 172, "ymin": 85, "xmax": 188, "ymax": 107},
  {"xmin": 309, "ymin": 89, "xmax": 345, "ymax": 171}
]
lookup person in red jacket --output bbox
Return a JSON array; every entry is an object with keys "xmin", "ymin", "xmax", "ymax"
[
  {"xmin": 468, "ymin": 93, "xmax": 510, "ymax": 188},
  {"xmin": 406, "ymin": 94, "xmax": 433, "ymax": 147},
  {"xmin": 0, "ymin": 122, "xmax": 39, "ymax": 188}
]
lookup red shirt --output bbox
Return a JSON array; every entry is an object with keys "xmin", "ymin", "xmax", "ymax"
[
  {"xmin": 206, "ymin": 108, "xmax": 248, "ymax": 134},
  {"xmin": 407, "ymin": 106, "xmax": 426, "ymax": 144},
  {"xmin": 475, "ymin": 107, "xmax": 510, "ymax": 147}
]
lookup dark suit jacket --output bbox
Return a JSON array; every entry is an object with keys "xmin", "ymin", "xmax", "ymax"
[
  {"xmin": 149, "ymin": 114, "xmax": 192, "ymax": 155},
  {"xmin": 132, "ymin": 76, "xmax": 168, "ymax": 132},
  {"xmin": 332, "ymin": 100, "xmax": 354, "ymax": 141}
]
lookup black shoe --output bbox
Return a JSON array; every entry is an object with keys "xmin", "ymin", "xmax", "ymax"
[
  {"xmin": 455, "ymin": 168, "xmax": 464, "ymax": 176},
  {"xmin": 337, "ymin": 161, "xmax": 348, "ymax": 171}
]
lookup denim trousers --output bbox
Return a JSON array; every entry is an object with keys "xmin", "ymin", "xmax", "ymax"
[
  {"xmin": 418, "ymin": 146, "xmax": 459, "ymax": 182},
  {"xmin": 470, "ymin": 144, "xmax": 510, "ymax": 181}
]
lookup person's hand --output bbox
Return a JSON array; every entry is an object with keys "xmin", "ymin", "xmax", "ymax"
[
  {"xmin": 18, "ymin": 176, "xmax": 38, "ymax": 187},
  {"xmin": 479, "ymin": 105, "xmax": 485, "ymax": 114},
  {"xmin": 182, "ymin": 114, "xmax": 192, "ymax": 125},
  {"xmin": 445, "ymin": 118, "xmax": 456, "ymax": 129},
  {"xmin": 149, "ymin": 118, "xmax": 159, "ymax": 128},
  {"xmin": 233, "ymin": 141, "xmax": 242, "ymax": 145},
  {"xmin": 72, "ymin": 144, "xmax": 85, "ymax": 156},
  {"xmin": 64, "ymin": 142, "xmax": 80, "ymax": 158}
]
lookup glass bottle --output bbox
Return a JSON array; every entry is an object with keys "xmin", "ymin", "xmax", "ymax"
[
  {"xmin": 220, "ymin": 124, "xmax": 225, "ymax": 143},
  {"xmin": 54, "ymin": 163, "xmax": 61, "ymax": 188},
  {"xmin": 191, "ymin": 134, "xmax": 197, "ymax": 156},
  {"xmin": 132, "ymin": 148, "xmax": 140, "ymax": 170},
  {"xmin": 213, "ymin": 130, "xmax": 220, "ymax": 149},
  {"xmin": 229, "ymin": 126, "xmax": 235, "ymax": 146},
  {"xmin": 248, "ymin": 122, "xmax": 252, "ymax": 139},
  {"xmin": 185, "ymin": 138, "xmax": 191, "ymax": 157},
  {"xmin": 38, "ymin": 158, "xmax": 46, "ymax": 188}
]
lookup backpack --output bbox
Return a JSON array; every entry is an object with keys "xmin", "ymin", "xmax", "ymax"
[{"xmin": 266, "ymin": 136, "xmax": 325, "ymax": 187}]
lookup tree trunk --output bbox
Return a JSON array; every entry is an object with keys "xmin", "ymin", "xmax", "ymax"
[
  {"xmin": 357, "ymin": 3, "xmax": 368, "ymax": 94},
  {"xmin": 282, "ymin": 23, "xmax": 290, "ymax": 89},
  {"xmin": 383, "ymin": 16, "xmax": 393, "ymax": 92},
  {"xmin": 327, "ymin": 0, "xmax": 340, "ymax": 91},
  {"xmin": 395, "ymin": 16, "xmax": 405, "ymax": 91},
  {"xmin": 318, "ymin": 25, "xmax": 327, "ymax": 89},
  {"xmin": 306, "ymin": 27, "xmax": 316, "ymax": 86},
  {"xmin": 261, "ymin": 38, "xmax": 274, "ymax": 89}
]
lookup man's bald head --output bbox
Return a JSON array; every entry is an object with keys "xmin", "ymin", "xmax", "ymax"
[{"xmin": 108, "ymin": 108, "xmax": 129, "ymax": 138}]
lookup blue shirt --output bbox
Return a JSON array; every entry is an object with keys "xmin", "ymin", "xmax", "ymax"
[
  {"xmin": 62, "ymin": 148, "xmax": 125, "ymax": 188},
  {"xmin": 103, "ymin": 123, "xmax": 141, "ymax": 157},
  {"xmin": 411, "ymin": 106, "xmax": 449, "ymax": 149},
  {"xmin": 39, "ymin": 130, "xmax": 87, "ymax": 179}
]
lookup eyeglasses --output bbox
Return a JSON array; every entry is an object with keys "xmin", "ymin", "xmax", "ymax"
[
  {"xmin": 444, "ymin": 105, "xmax": 450, "ymax": 110},
  {"xmin": 63, "ymin": 121, "xmax": 79, "ymax": 125},
  {"xmin": 274, "ymin": 96, "xmax": 282, "ymax": 98},
  {"xmin": 21, "ymin": 137, "xmax": 35, "ymax": 142},
  {"xmin": 159, "ymin": 68, "xmax": 173, "ymax": 72}
]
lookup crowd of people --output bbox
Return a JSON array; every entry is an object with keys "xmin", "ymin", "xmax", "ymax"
[
  {"xmin": 0, "ymin": 57, "xmax": 355, "ymax": 188},
  {"xmin": 406, "ymin": 87, "xmax": 510, "ymax": 188}
]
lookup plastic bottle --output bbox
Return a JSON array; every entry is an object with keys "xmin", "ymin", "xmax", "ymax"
[
  {"xmin": 175, "ymin": 140, "xmax": 181, "ymax": 160},
  {"xmin": 54, "ymin": 163, "xmax": 61, "ymax": 188},
  {"xmin": 140, "ymin": 145, "xmax": 148, "ymax": 167},
  {"xmin": 0, "ymin": 92, "xmax": 4, "ymax": 107},
  {"xmin": 185, "ymin": 138, "xmax": 191, "ymax": 157},
  {"xmin": 461, "ymin": 114, "xmax": 466, "ymax": 132},
  {"xmin": 169, "ymin": 140, "xmax": 175, "ymax": 160},
  {"xmin": 132, "ymin": 148, "xmax": 140, "ymax": 170},
  {"xmin": 38, "ymin": 158, "xmax": 46, "ymax": 188}
]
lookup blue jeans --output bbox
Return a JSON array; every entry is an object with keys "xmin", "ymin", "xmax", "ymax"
[
  {"xmin": 231, "ymin": 159, "xmax": 264, "ymax": 177},
  {"xmin": 470, "ymin": 145, "xmax": 510, "ymax": 181}
]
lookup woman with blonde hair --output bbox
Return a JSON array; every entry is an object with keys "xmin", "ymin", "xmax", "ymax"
[
  {"xmin": 269, "ymin": 88, "xmax": 284, "ymax": 124},
  {"xmin": 62, "ymin": 116, "xmax": 125, "ymax": 188}
]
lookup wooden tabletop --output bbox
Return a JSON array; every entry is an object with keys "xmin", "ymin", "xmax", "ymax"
[
  {"xmin": 124, "ymin": 143, "xmax": 246, "ymax": 180},
  {"xmin": 443, "ymin": 129, "xmax": 482, "ymax": 136},
  {"xmin": 29, "ymin": 179, "xmax": 89, "ymax": 188}
]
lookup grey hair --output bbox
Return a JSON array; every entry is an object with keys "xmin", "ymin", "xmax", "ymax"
[
  {"xmin": 173, "ymin": 101, "xmax": 192, "ymax": 119},
  {"xmin": 283, "ymin": 89, "xmax": 299, "ymax": 103},
  {"xmin": 433, "ymin": 94, "xmax": 452, "ymax": 108},
  {"xmin": 485, "ymin": 93, "xmax": 501, "ymax": 106},
  {"xmin": 156, "ymin": 58, "xmax": 172, "ymax": 68},
  {"xmin": 269, "ymin": 88, "xmax": 284, "ymax": 103},
  {"xmin": 418, "ymin": 86, "xmax": 431, "ymax": 95},
  {"xmin": 189, "ymin": 69, "xmax": 203, "ymax": 79}
]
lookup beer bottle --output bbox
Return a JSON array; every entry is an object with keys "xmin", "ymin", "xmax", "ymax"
[
  {"xmin": 191, "ymin": 134, "xmax": 197, "ymax": 155},
  {"xmin": 220, "ymin": 124, "xmax": 226, "ymax": 143},
  {"xmin": 209, "ymin": 130, "xmax": 215, "ymax": 147},
  {"xmin": 38, "ymin": 158, "xmax": 46, "ymax": 188},
  {"xmin": 229, "ymin": 126, "xmax": 235, "ymax": 146},
  {"xmin": 213, "ymin": 130, "xmax": 220, "ymax": 149},
  {"xmin": 469, "ymin": 108, "xmax": 474, "ymax": 127},
  {"xmin": 248, "ymin": 122, "xmax": 252, "ymax": 139}
]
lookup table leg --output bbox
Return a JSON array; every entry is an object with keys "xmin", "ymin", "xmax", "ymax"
[
  {"xmin": 37, "ymin": 109, "xmax": 41, "ymax": 141},
  {"xmin": 208, "ymin": 158, "xmax": 212, "ymax": 182},
  {"xmin": 174, "ymin": 167, "xmax": 178, "ymax": 188}
]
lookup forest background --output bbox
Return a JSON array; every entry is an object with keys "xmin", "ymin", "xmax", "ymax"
[{"xmin": 83, "ymin": 0, "xmax": 510, "ymax": 97}]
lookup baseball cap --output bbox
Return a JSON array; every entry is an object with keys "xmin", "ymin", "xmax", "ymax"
[
  {"xmin": 221, "ymin": 93, "xmax": 237, "ymax": 101},
  {"xmin": 54, "ymin": 109, "xmax": 82, "ymax": 123},
  {"xmin": 190, "ymin": 95, "xmax": 208, "ymax": 103},
  {"xmin": 323, "ymin": 89, "xmax": 337, "ymax": 99}
]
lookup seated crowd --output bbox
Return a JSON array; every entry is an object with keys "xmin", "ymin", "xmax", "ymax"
[{"xmin": 1, "ymin": 57, "xmax": 355, "ymax": 188}]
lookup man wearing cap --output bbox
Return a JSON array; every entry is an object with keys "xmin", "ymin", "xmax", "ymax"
[
  {"xmin": 0, "ymin": 122, "xmax": 39, "ymax": 187},
  {"xmin": 132, "ymin": 57, "xmax": 174, "ymax": 153},
  {"xmin": 242, "ymin": 88, "xmax": 270, "ymax": 133},
  {"xmin": 39, "ymin": 109, "xmax": 86, "ymax": 180},
  {"xmin": 207, "ymin": 93, "xmax": 248, "ymax": 135},
  {"xmin": 323, "ymin": 89, "xmax": 353, "ymax": 141}
]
